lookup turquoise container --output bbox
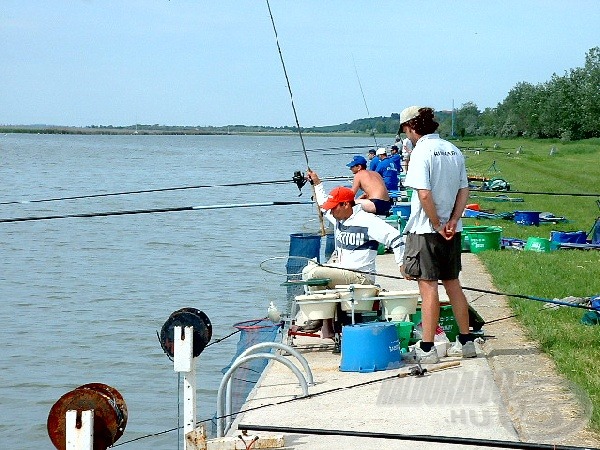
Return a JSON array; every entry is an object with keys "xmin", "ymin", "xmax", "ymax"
[
  {"xmin": 340, "ymin": 322, "xmax": 402, "ymax": 372},
  {"xmin": 524, "ymin": 236, "xmax": 552, "ymax": 252}
]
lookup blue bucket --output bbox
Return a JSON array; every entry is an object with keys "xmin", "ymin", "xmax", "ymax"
[
  {"xmin": 339, "ymin": 322, "xmax": 402, "ymax": 372},
  {"xmin": 550, "ymin": 230, "xmax": 587, "ymax": 244},
  {"xmin": 288, "ymin": 233, "xmax": 321, "ymax": 262},
  {"xmin": 514, "ymin": 211, "xmax": 541, "ymax": 226},
  {"xmin": 286, "ymin": 233, "xmax": 323, "ymax": 308},
  {"xmin": 324, "ymin": 232, "xmax": 335, "ymax": 261},
  {"xmin": 391, "ymin": 203, "xmax": 411, "ymax": 219}
]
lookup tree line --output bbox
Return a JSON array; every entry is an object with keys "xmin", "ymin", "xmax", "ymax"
[
  {"xmin": 309, "ymin": 47, "xmax": 600, "ymax": 141},
  {"xmin": 450, "ymin": 47, "xmax": 600, "ymax": 140}
]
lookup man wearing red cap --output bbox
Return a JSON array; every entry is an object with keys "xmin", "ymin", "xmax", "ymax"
[
  {"xmin": 302, "ymin": 170, "xmax": 404, "ymax": 288},
  {"xmin": 298, "ymin": 170, "xmax": 405, "ymax": 337}
]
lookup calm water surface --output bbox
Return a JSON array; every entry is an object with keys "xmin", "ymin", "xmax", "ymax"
[{"xmin": 0, "ymin": 133, "xmax": 375, "ymax": 449}]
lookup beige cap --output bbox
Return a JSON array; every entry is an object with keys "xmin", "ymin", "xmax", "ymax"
[{"xmin": 399, "ymin": 106, "xmax": 421, "ymax": 125}]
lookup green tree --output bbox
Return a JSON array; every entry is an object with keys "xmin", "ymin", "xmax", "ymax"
[
  {"xmin": 455, "ymin": 102, "xmax": 480, "ymax": 136},
  {"xmin": 580, "ymin": 46, "xmax": 600, "ymax": 138}
]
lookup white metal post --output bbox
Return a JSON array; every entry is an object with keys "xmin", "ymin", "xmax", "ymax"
[
  {"xmin": 66, "ymin": 409, "xmax": 93, "ymax": 450},
  {"xmin": 174, "ymin": 326, "xmax": 196, "ymax": 450}
]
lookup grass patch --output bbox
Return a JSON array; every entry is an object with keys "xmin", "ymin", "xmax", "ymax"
[{"xmin": 462, "ymin": 137, "xmax": 600, "ymax": 430}]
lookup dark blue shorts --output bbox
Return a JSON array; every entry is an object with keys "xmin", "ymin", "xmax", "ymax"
[{"xmin": 371, "ymin": 199, "xmax": 392, "ymax": 216}]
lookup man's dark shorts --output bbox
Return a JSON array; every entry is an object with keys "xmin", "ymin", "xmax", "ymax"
[
  {"xmin": 403, "ymin": 232, "xmax": 462, "ymax": 280},
  {"xmin": 371, "ymin": 198, "xmax": 392, "ymax": 216}
]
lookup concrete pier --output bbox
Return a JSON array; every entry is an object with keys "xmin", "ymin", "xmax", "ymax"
[{"xmin": 229, "ymin": 253, "xmax": 599, "ymax": 449}]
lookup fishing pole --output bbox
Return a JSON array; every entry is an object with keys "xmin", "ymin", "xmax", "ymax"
[
  {"xmin": 0, "ymin": 200, "xmax": 314, "ymax": 224},
  {"xmin": 300, "ymin": 262, "xmax": 598, "ymax": 311},
  {"xmin": 115, "ymin": 360, "xmax": 460, "ymax": 447},
  {"xmin": 237, "ymin": 424, "xmax": 591, "ymax": 450},
  {"xmin": 490, "ymin": 189, "xmax": 600, "ymax": 198},
  {"xmin": 265, "ymin": 0, "xmax": 326, "ymax": 236},
  {"xmin": 0, "ymin": 176, "xmax": 350, "ymax": 206},
  {"xmin": 260, "ymin": 257, "xmax": 596, "ymax": 311},
  {"xmin": 290, "ymin": 144, "xmax": 373, "ymax": 154},
  {"xmin": 352, "ymin": 54, "xmax": 378, "ymax": 149}
]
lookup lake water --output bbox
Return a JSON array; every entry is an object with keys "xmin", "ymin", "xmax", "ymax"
[{"xmin": 0, "ymin": 133, "xmax": 377, "ymax": 449}]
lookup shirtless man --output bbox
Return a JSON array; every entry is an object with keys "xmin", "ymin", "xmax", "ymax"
[{"xmin": 345, "ymin": 155, "xmax": 392, "ymax": 215}]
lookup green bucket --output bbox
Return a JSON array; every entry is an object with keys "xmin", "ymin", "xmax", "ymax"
[
  {"xmin": 394, "ymin": 321, "xmax": 414, "ymax": 350},
  {"xmin": 438, "ymin": 305, "xmax": 459, "ymax": 341},
  {"xmin": 410, "ymin": 309, "xmax": 421, "ymax": 327},
  {"xmin": 524, "ymin": 236, "xmax": 551, "ymax": 253},
  {"xmin": 469, "ymin": 226, "xmax": 502, "ymax": 253},
  {"xmin": 461, "ymin": 225, "xmax": 489, "ymax": 252},
  {"xmin": 409, "ymin": 307, "xmax": 459, "ymax": 341}
]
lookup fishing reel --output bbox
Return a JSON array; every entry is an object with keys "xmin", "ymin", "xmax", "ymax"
[
  {"xmin": 292, "ymin": 171, "xmax": 307, "ymax": 196},
  {"xmin": 409, "ymin": 365, "xmax": 428, "ymax": 377}
]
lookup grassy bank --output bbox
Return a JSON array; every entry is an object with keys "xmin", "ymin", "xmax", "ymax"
[{"xmin": 460, "ymin": 137, "xmax": 600, "ymax": 430}]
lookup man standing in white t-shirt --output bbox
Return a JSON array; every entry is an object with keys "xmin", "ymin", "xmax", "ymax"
[{"xmin": 398, "ymin": 106, "xmax": 476, "ymax": 364}]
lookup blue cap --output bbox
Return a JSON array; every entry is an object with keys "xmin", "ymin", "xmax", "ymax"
[{"xmin": 346, "ymin": 155, "xmax": 367, "ymax": 168}]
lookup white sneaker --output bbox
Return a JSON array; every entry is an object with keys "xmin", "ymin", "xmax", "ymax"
[
  {"xmin": 403, "ymin": 342, "xmax": 440, "ymax": 364},
  {"xmin": 447, "ymin": 337, "xmax": 477, "ymax": 358}
]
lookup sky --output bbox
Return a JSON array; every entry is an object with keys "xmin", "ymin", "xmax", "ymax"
[{"xmin": 1, "ymin": 1, "xmax": 599, "ymax": 128}]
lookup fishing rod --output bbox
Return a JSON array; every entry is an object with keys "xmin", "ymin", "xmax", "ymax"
[
  {"xmin": 290, "ymin": 144, "xmax": 374, "ymax": 154},
  {"xmin": 490, "ymin": 189, "xmax": 600, "ymax": 198},
  {"xmin": 238, "ymin": 424, "xmax": 591, "ymax": 450},
  {"xmin": 0, "ymin": 176, "xmax": 350, "ymax": 206},
  {"xmin": 0, "ymin": 200, "xmax": 313, "ymax": 224},
  {"xmin": 352, "ymin": 54, "xmax": 378, "ymax": 150},
  {"xmin": 265, "ymin": 0, "xmax": 326, "ymax": 236},
  {"xmin": 260, "ymin": 257, "xmax": 596, "ymax": 311},
  {"xmin": 115, "ymin": 360, "xmax": 460, "ymax": 447},
  {"xmin": 305, "ymin": 262, "xmax": 598, "ymax": 311}
]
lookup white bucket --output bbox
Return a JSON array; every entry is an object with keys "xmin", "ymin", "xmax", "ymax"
[
  {"xmin": 295, "ymin": 293, "xmax": 339, "ymax": 320},
  {"xmin": 335, "ymin": 284, "xmax": 379, "ymax": 312},
  {"xmin": 379, "ymin": 290, "xmax": 419, "ymax": 320}
]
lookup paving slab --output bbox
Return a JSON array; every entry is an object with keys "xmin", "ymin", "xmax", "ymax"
[{"xmin": 228, "ymin": 252, "xmax": 600, "ymax": 449}]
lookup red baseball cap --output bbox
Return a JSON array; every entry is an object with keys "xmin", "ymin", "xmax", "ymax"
[{"xmin": 321, "ymin": 186, "xmax": 355, "ymax": 210}]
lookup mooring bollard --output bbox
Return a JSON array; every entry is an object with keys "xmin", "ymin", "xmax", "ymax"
[{"xmin": 160, "ymin": 308, "xmax": 212, "ymax": 450}]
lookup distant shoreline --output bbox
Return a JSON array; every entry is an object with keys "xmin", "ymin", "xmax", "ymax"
[{"xmin": 0, "ymin": 126, "xmax": 389, "ymax": 138}]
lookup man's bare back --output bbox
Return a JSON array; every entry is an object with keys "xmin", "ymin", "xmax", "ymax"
[
  {"xmin": 350, "ymin": 167, "xmax": 391, "ymax": 215},
  {"xmin": 352, "ymin": 169, "xmax": 390, "ymax": 201}
]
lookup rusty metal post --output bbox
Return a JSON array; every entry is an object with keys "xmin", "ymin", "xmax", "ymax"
[{"xmin": 65, "ymin": 410, "xmax": 93, "ymax": 450}]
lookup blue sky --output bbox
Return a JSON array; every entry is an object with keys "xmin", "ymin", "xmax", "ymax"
[{"xmin": 1, "ymin": 1, "xmax": 599, "ymax": 127}]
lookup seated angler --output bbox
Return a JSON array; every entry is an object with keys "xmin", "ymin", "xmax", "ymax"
[{"xmin": 298, "ymin": 170, "xmax": 405, "ymax": 334}]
